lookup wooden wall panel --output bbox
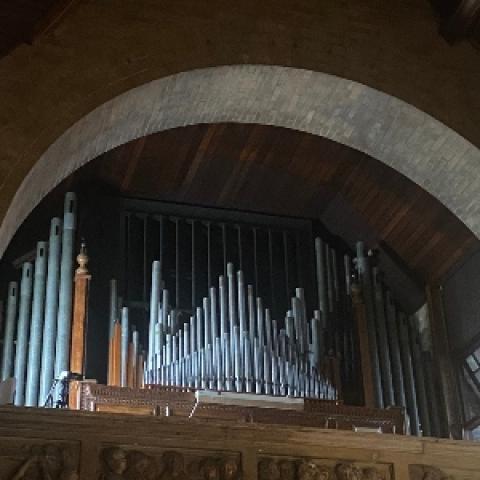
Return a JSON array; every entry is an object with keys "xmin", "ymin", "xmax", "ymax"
[{"xmin": 0, "ymin": 407, "xmax": 480, "ymax": 479}]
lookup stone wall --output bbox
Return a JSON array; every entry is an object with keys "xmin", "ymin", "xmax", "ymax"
[
  {"xmin": 0, "ymin": 0, "xmax": 479, "ymax": 254},
  {"xmin": 0, "ymin": 407, "xmax": 479, "ymax": 479}
]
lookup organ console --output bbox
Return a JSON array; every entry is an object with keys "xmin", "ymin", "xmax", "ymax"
[{"xmin": 0, "ymin": 191, "xmax": 431, "ymax": 435}]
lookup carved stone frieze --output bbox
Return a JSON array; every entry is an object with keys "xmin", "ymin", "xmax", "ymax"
[
  {"xmin": 258, "ymin": 457, "xmax": 389, "ymax": 480},
  {"xmin": 409, "ymin": 465, "xmax": 452, "ymax": 480},
  {"xmin": 98, "ymin": 446, "xmax": 241, "ymax": 480},
  {"xmin": 0, "ymin": 442, "xmax": 79, "ymax": 480}
]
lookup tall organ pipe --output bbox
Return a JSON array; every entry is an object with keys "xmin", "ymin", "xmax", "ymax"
[
  {"xmin": 227, "ymin": 263, "xmax": 237, "ymax": 340},
  {"xmin": 1, "ymin": 282, "xmax": 18, "ymax": 381},
  {"xmin": 372, "ymin": 268, "xmax": 394, "ymax": 406},
  {"xmin": 210, "ymin": 287, "xmax": 218, "ymax": 359},
  {"xmin": 25, "ymin": 242, "xmax": 48, "ymax": 406},
  {"xmin": 409, "ymin": 317, "xmax": 431, "ymax": 437},
  {"xmin": 314, "ymin": 238, "xmax": 329, "ymax": 328},
  {"xmin": 39, "ymin": 218, "xmax": 62, "ymax": 405},
  {"xmin": 121, "ymin": 307, "xmax": 129, "ymax": 387},
  {"xmin": 219, "ymin": 276, "xmax": 227, "ymax": 341},
  {"xmin": 356, "ymin": 242, "xmax": 383, "ymax": 408},
  {"xmin": 14, "ymin": 262, "xmax": 34, "ymax": 406},
  {"xmin": 54, "ymin": 192, "xmax": 77, "ymax": 383},
  {"xmin": 148, "ymin": 262, "xmax": 161, "ymax": 371},
  {"xmin": 248, "ymin": 285, "xmax": 255, "ymax": 351},
  {"xmin": 385, "ymin": 291, "xmax": 406, "ymax": 407},
  {"xmin": 398, "ymin": 313, "xmax": 420, "ymax": 435},
  {"xmin": 237, "ymin": 270, "xmax": 247, "ymax": 355}
]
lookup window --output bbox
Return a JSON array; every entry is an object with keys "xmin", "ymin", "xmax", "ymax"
[{"xmin": 464, "ymin": 345, "xmax": 480, "ymax": 390}]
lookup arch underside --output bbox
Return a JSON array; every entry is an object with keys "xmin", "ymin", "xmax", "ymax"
[{"xmin": 1, "ymin": 65, "xmax": 479, "ymax": 257}]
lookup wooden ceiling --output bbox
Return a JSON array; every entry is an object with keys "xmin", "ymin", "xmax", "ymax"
[
  {"xmin": 0, "ymin": 0, "xmax": 74, "ymax": 58},
  {"xmin": 73, "ymin": 123, "xmax": 479, "ymax": 284}
]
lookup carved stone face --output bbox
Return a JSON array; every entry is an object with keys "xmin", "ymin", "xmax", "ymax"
[
  {"xmin": 43, "ymin": 445, "xmax": 62, "ymax": 474},
  {"xmin": 258, "ymin": 459, "xmax": 280, "ymax": 480},
  {"xmin": 298, "ymin": 461, "xmax": 320, "ymax": 480},
  {"xmin": 222, "ymin": 458, "xmax": 239, "ymax": 480},
  {"xmin": 362, "ymin": 468, "xmax": 383, "ymax": 480},
  {"xmin": 104, "ymin": 448, "xmax": 127, "ymax": 475},
  {"xmin": 201, "ymin": 459, "xmax": 220, "ymax": 480},
  {"xmin": 163, "ymin": 451, "xmax": 184, "ymax": 474},
  {"xmin": 278, "ymin": 460, "xmax": 296, "ymax": 480},
  {"xmin": 423, "ymin": 471, "xmax": 442, "ymax": 480},
  {"xmin": 336, "ymin": 463, "xmax": 361, "ymax": 480},
  {"xmin": 317, "ymin": 467, "xmax": 330, "ymax": 480},
  {"xmin": 127, "ymin": 452, "xmax": 156, "ymax": 480}
]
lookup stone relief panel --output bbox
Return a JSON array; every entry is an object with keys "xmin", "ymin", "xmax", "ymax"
[
  {"xmin": 98, "ymin": 446, "xmax": 242, "ymax": 480},
  {"xmin": 257, "ymin": 457, "xmax": 390, "ymax": 480},
  {"xmin": 409, "ymin": 464, "xmax": 480, "ymax": 480},
  {"xmin": 0, "ymin": 439, "xmax": 79, "ymax": 480},
  {"xmin": 409, "ymin": 465, "xmax": 447, "ymax": 480}
]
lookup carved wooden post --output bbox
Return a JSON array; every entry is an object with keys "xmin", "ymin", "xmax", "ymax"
[
  {"xmin": 70, "ymin": 242, "xmax": 91, "ymax": 377},
  {"xmin": 108, "ymin": 321, "xmax": 122, "ymax": 387},
  {"xmin": 351, "ymin": 282, "xmax": 375, "ymax": 408}
]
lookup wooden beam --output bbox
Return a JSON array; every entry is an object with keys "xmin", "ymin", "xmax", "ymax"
[
  {"xmin": 440, "ymin": 0, "xmax": 480, "ymax": 43},
  {"xmin": 32, "ymin": 0, "xmax": 81, "ymax": 41}
]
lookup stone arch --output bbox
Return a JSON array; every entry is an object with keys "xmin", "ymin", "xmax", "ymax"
[{"xmin": 1, "ymin": 65, "xmax": 479, "ymax": 257}]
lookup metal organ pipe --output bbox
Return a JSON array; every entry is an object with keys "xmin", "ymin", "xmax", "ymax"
[
  {"xmin": 355, "ymin": 241, "xmax": 383, "ymax": 408},
  {"xmin": 372, "ymin": 268, "xmax": 395, "ymax": 406},
  {"xmin": 54, "ymin": 192, "xmax": 77, "ymax": 386},
  {"xmin": 39, "ymin": 217, "xmax": 62, "ymax": 404},
  {"xmin": 385, "ymin": 291, "xmax": 406, "ymax": 408},
  {"xmin": 398, "ymin": 313, "xmax": 420, "ymax": 435},
  {"xmin": 121, "ymin": 307, "xmax": 129, "ymax": 387},
  {"xmin": 25, "ymin": 241, "xmax": 48, "ymax": 406},
  {"xmin": 1, "ymin": 282, "xmax": 18, "ymax": 381},
  {"xmin": 14, "ymin": 262, "xmax": 34, "ymax": 406},
  {"xmin": 409, "ymin": 316, "xmax": 431, "ymax": 437}
]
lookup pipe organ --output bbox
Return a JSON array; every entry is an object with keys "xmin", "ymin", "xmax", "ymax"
[
  {"xmin": 0, "ymin": 191, "xmax": 441, "ymax": 436},
  {"xmin": 108, "ymin": 260, "xmax": 338, "ymax": 399},
  {"xmin": 1, "ymin": 194, "xmax": 77, "ymax": 406}
]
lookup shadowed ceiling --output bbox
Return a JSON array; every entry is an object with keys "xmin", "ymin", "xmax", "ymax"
[
  {"xmin": 64, "ymin": 123, "xmax": 479, "ymax": 285},
  {"xmin": 1, "ymin": 1, "xmax": 477, "ymax": 60}
]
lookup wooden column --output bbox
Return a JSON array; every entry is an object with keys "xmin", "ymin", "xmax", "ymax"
[
  {"xmin": 351, "ymin": 283, "xmax": 375, "ymax": 408},
  {"xmin": 70, "ymin": 243, "xmax": 91, "ymax": 376},
  {"xmin": 110, "ymin": 322, "xmax": 122, "ymax": 386},
  {"xmin": 426, "ymin": 284, "xmax": 463, "ymax": 439}
]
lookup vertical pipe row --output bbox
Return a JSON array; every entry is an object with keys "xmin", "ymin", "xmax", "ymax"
[{"xmin": 144, "ymin": 260, "xmax": 337, "ymax": 400}]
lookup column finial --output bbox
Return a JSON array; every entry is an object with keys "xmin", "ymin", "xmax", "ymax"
[{"xmin": 76, "ymin": 240, "xmax": 89, "ymax": 275}]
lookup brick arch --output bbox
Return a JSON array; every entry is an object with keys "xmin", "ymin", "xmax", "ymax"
[{"xmin": 1, "ymin": 65, "xmax": 479, "ymax": 257}]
